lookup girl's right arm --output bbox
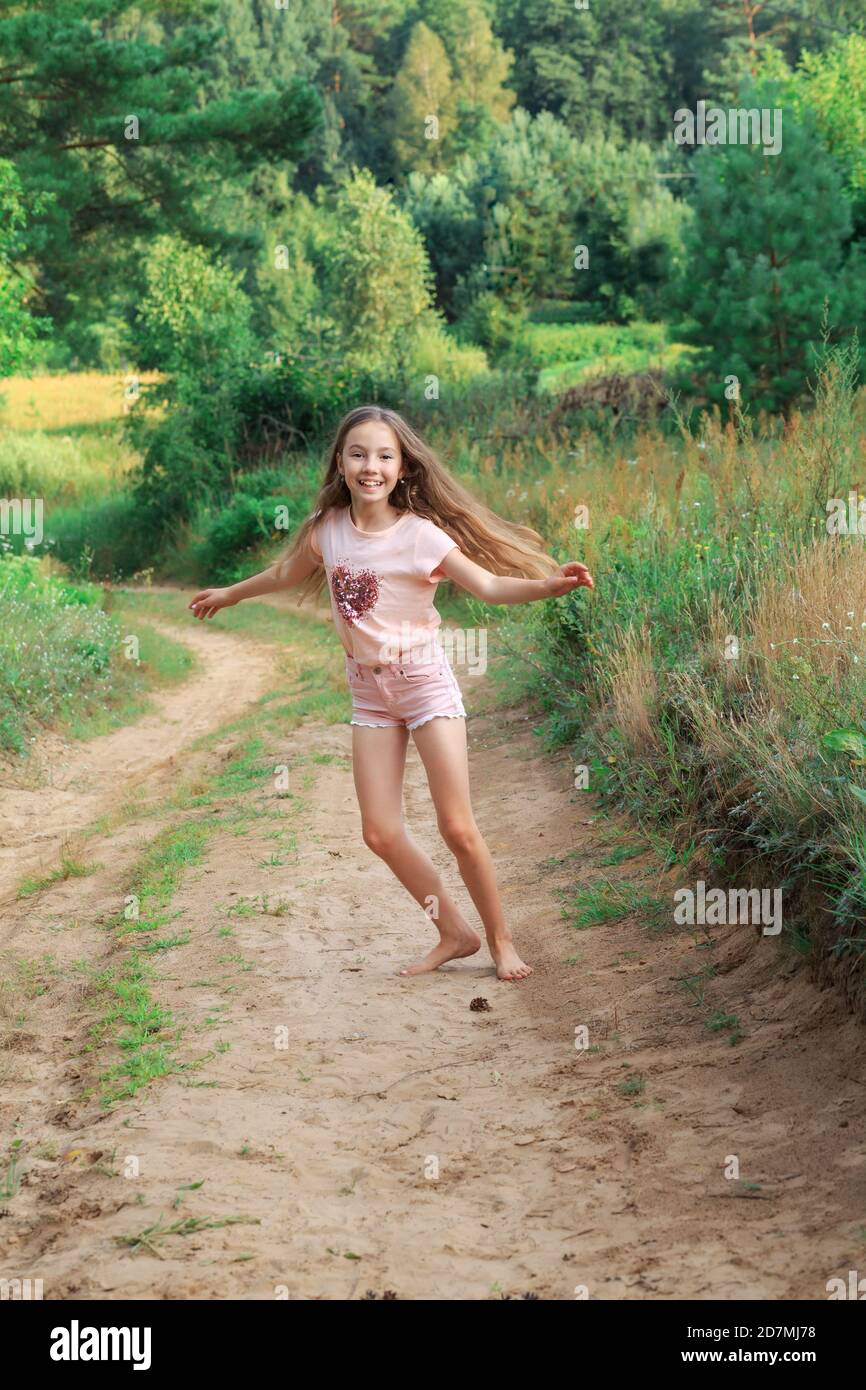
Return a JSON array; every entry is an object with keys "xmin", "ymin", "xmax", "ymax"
[{"xmin": 188, "ymin": 531, "xmax": 321, "ymax": 620}]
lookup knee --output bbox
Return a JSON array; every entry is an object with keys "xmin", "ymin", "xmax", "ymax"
[
  {"xmin": 362, "ymin": 822, "xmax": 404, "ymax": 857},
  {"xmin": 438, "ymin": 817, "xmax": 481, "ymax": 856}
]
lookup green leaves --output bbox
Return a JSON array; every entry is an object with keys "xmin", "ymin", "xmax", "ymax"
[
  {"xmin": 821, "ymin": 727, "xmax": 866, "ymax": 760},
  {"xmin": 322, "ymin": 169, "xmax": 437, "ymax": 379},
  {"xmin": 135, "ymin": 233, "xmax": 253, "ymax": 380},
  {"xmin": 669, "ymin": 82, "xmax": 864, "ymax": 414},
  {"xmin": 821, "ymin": 727, "xmax": 866, "ymax": 808}
]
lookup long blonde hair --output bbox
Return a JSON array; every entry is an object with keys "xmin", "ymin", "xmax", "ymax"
[{"xmin": 279, "ymin": 404, "xmax": 561, "ymax": 603}]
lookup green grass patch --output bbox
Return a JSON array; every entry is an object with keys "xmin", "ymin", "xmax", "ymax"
[
  {"xmin": 119, "ymin": 822, "xmax": 210, "ymax": 937},
  {"xmin": 16, "ymin": 855, "xmax": 98, "ymax": 900},
  {"xmin": 615, "ymin": 1072, "xmax": 646, "ymax": 1097},
  {"xmin": 564, "ymin": 879, "xmax": 667, "ymax": 931}
]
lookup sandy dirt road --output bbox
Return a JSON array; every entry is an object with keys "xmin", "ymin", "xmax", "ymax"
[{"xmin": 1, "ymin": 598, "xmax": 865, "ymax": 1300}]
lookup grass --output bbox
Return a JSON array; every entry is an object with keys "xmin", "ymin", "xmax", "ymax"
[
  {"xmin": 564, "ymin": 879, "xmax": 668, "ymax": 931},
  {"xmin": 0, "ymin": 371, "xmax": 163, "ymax": 431},
  {"xmin": 0, "ymin": 554, "xmax": 196, "ymax": 754},
  {"xmin": 470, "ymin": 318, "xmax": 700, "ymax": 394},
  {"xmin": 114, "ymin": 1211, "xmax": 260, "ymax": 1258},
  {"xmin": 16, "ymin": 854, "xmax": 98, "ymax": 900},
  {"xmin": 0, "ymin": 422, "xmax": 140, "ymax": 511},
  {"xmin": 615, "ymin": 1073, "xmax": 646, "ymax": 1097},
  {"xmin": 599, "ymin": 842, "xmax": 648, "ymax": 866},
  {"xmin": 0, "ymin": 1139, "xmax": 24, "ymax": 1199},
  {"xmin": 677, "ymin": 967, "xmax": 746, "ymax": 1046},
  {"xmin": 461, "ymin": 346, "xmax": 866, "ymax": 1016},
  {"xmin": 117, "ymin": 822, "xmax": 210, "ymax": 938}
]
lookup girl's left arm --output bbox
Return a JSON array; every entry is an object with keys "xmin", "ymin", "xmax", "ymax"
[{"xmin": 437, "ymin": 548, "xmax": 594, "ymax": 604}]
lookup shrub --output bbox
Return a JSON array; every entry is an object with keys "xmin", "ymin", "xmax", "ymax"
[
  {"xmin": 0, "ymin": 554, "xmax": 116, "ymax": 753},
  {"xmin": 190, "ymin": 490, "xmax": 313, "ymax": 585},
  {"xmin": 45, "ymin": 491, "xmax": 155, "ymax": 581}
]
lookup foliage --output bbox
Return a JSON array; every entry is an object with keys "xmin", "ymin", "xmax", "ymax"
[
  {"xmin": 0, "ymin": 553, "xmax": 114, "ymax": 752},
  {"xmin": 126, "ymin": 234, "xmax": 256, "ymax": 541},
  {"xmin": 0, "ymin": 0, "xmax": 323, "ymax": 359},
  {"xmin": 668, "ymin": 87, "xmax": 865, "ymax": 414},
  {"xmin": 406, "ymin": 111, "xmax": 686, "ymax": 326},
  {"xmin": 320, "ymin": 167, "xmax": 440, "ymax": 380},
  {"xmin": 0, "ymin": 159, "xmax": 51, "ymax": 376}
]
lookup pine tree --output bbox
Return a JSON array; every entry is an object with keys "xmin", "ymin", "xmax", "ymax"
[
  {"xmin": 493, "ymin": 0, "xmax": 673, "ymax": 142},
  {"xmin": 670, "ymin": 88, "xmax": 862, "ymax": 414},
  {"xmin": 0, "ymin": 0, "xmax": 323, "ymax": 347}
]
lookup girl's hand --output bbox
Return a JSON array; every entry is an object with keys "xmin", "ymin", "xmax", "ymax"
[
  {"xmin": 188, "ymin": 587, "xmax": 238, "ymax": 620},
  {"xmin": 543, "ymin": 562, "xmax": 594, "ymax": 598}
]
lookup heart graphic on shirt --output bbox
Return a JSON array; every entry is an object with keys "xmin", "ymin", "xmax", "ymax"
[{"xmin": 330, "ymin": 559, "xmax": 381, "ymax": 626}]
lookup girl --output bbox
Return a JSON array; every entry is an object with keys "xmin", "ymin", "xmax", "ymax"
[{"xmin": 189, "ymin": 405, "xmax": 593, "ymax": 982}]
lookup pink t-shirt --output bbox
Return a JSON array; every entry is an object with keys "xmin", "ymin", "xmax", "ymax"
[{"xmin": 310, "ymin": 506, "xmax": 459, "ymax": 665}]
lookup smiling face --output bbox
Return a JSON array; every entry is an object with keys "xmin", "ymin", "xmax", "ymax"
[{"xmin": 338, "ymin": 421, "xmax": 404, "ymax": 507}]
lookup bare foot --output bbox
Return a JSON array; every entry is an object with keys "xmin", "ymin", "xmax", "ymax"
[
  {"xmin": 399, "ymin": 928, "xmax": 481, "ymax": 976},
  {"xmin": 492, "ymin": 941, "xmax": 533, "ymax": 981}
]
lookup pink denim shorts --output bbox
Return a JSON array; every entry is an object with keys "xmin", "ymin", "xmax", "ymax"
[{"xmin": 345, "ymin": 651, "xmax": 466, "ymax": 731}]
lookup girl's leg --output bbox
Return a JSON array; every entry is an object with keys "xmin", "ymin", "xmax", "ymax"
[
  {"xmin": 410, "ymin": 717, "xmax": 533, "ymax": 982},
  {"xmin": 351, "ymin": 725, "xmax": 481, "ymax": 973}
]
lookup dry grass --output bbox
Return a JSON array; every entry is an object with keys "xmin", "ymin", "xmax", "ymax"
[
  {"xmin": 604, "ymin": 623, "xmax": 661, "ymax": 753},
  {"xmin": 0, "ymin": 371, "xmax": 163, "ymax": 430},
  {"xmin": 748, "ymin": 535, "xmax": 866, "ymax": 694}
]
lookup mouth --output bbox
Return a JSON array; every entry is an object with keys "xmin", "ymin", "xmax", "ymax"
[{"xmin": 358, "ymin": 479, "xmax": 384, "ymax": 491}]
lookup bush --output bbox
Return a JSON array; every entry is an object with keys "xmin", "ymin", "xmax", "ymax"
[
  {"xmin": 404, "ymin": 316, "xmax": 491, "ymax": 387},
  {"xmin": 483, "ymin": 348, "xmax": 866, "ymax": 1014},
  {"xmin": 127, "ymin": 350, "xmax": 380, "ymax": 553},
  {"xmin": 42, "ymin": 491, "xmax": 154, "ymax": 580},
  {"xmin": 230, "ymin": 353, "xmax": 376, "ymax": 464},
  {"xmin": 453, "ymin": 290, "xmax": 529, "ymax": 364},
  {"xmin": 190, "ymin": 490, "xmax": 313, "ymax": 585},
  {"xmin": 668, "ymin": 85, "xmax": 864, "ymax": 415},
  {"xmin": 0, "ymin": 554, "xmax": 116, "ymax": 752}
]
